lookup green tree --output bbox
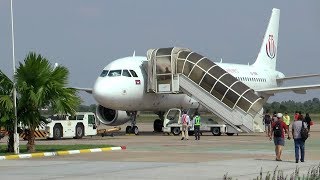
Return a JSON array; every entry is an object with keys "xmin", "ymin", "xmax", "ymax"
[
  {"xmin": 15, "ymin": 52, "xmax": 81, "ymax": 152},
  {"xmin": 0, "ymin": 71, "xmax": 15, "ymax": 152}
]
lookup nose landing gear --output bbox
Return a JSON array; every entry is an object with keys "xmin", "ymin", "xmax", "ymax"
[{"xmin": 125, "ymin": 111, "xmax": 139, "ymax": 135}]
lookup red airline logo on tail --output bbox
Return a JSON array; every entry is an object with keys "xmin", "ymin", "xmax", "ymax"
[{"xmin": 266, "ymin": 35, "xmax": 276, "ymax": 59}]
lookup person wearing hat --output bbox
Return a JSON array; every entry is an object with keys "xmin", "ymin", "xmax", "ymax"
[
  {"xmin": 180, "ymin": 110, "xmax": 190, "ymax": 140},
  {"xmin": 269, "ymin": 113, "xmax": 291, "ymax": 161}
]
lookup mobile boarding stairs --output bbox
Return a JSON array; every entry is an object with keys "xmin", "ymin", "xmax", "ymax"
[{"xmin": 145, "ymin": 47, "xmax": 264, "ymax": 133}]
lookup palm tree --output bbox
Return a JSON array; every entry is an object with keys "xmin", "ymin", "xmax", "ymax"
[
  {"xmin": 0, "ymin": 70, "xmax": 15, "ymax": 152},
  {"xmin": 15, "ymin": 52, "xmax": 81, "ymax": 152}
]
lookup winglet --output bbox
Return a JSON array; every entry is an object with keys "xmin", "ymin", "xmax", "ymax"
[{"xmin": 133, "ymin": 51, "xmax": 136, "ymax": 57}]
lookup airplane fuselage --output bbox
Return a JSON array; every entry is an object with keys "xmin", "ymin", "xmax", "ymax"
[{"xmin": 92, "ymin": 56, "xmax": 284, "ymax": 112}]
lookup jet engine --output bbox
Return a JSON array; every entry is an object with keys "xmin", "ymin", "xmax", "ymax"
[{"xmin": 96, "ymin": 105, "xmax": 132, "ymax": 125}]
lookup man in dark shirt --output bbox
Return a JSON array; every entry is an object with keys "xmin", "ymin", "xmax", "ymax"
[{"xmin": 263, "ymin": 111, "xmax": 271, "ymax": 137}]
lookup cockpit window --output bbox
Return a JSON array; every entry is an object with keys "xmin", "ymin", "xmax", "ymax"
[
  {"xmin": 100, "ymin": 70, "xmax": 109, "ymax": 77},
  {"xmin": 130, "ymin": 70, "xmax": 138, "ymax": 77},
  {"xmin": 108, "ymin": 70, "xmax": 121, "ymax": 77},
  {"xmin": 122, "ymin": 70, "xmax": 131, "ymax": 77}
]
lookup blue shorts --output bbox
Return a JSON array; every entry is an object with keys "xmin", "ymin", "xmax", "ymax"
[{"xmin": 274, "ymin": 137, "xmax": 285, "ymax": 146}]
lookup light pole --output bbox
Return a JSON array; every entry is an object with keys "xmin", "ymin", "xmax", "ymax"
[{"xmin": 10, "ymin": 0, "xmax": 19, "ymax": 154}]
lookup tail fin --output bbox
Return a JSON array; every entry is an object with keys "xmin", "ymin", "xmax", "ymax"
[{"xmin": 253, "ymin": 8, "xmax": 280, "ymax": 70}]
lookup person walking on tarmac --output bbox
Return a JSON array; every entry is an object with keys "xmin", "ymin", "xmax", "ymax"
[
  {"xmin": 283, "ymin": 112, "xmax": 291, "ymax": 127},
  {"xmin": 263, "ymin": 111, "xmax": 271, "ymax": 137},
  {"xmin": 292, "ymin": 114, "xmax": 308, "ymax": 163},
  {"xmin": 269, "ymin": 113, "xmax": 291, "ymax": 161},
  {"xmin": 181, "ymin": 110, "xmax": 190, "ymax": 140},
  {"xmin": 193, "ymin": 112, "xmax": 201, "ymax": 140}
]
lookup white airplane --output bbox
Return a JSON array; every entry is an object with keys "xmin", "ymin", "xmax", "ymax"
[{"xmin": 77, "ymin": 8, "xmax": 320, "ymax": 134}]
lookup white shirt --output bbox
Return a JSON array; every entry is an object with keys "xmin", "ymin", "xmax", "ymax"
[
  {"xmin": 181, "ymin": 114, "xmax": 190, "ymax": 125},
  {"xmin": 292, "ymin": 120, "xmax": 308, "ymax": 139}
]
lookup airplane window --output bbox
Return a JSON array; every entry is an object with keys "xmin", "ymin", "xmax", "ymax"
[
  {"xmin": 130, "ymin": 70, "xmax": 138, "ymax": 77},
  {"xmin": 100, "ymin": 70, "xmax": 109, "ymax": 77},
  {"xmin": 108, "ymin": 70, "xmax": 121, "ymax": 77},
  {"xmin": 122, "ymin": 70, "xmax": 131, "ymax": 77}
]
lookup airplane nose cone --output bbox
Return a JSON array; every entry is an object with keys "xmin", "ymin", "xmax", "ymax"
[{"xmin": 92, "ymin": 77, "xmax": 111, "ymax": 106}]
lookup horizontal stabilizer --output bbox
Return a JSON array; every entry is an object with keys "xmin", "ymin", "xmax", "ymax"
[
  {"xmin": 277, "ymin": 74, "xmax": 320, "ymax": 81},
  {"xmin": 256, "ymin": 84, "xmax": 320, "ymax": 95}
]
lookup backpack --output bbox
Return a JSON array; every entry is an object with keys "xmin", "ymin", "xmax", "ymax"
[
  {"xmin": 300, "ymin": 121, "xmax": 309, "ymax": 141},
  {"xmin": 273, "ymin": 121, "xmax": 282, "ymax": 137}
]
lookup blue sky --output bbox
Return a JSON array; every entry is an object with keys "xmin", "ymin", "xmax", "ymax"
[{"xmin": 0, "ymin": 0, "xmax": 319, "ymax": 105}]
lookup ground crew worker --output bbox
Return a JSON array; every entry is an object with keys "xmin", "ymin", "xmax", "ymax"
[
  {"xmin": 193, "ymin": 112, "xmax": 201, "ymax": 140},
  {"xmin": 181, "ymin": 110, "xmax": 190, "ymax": 140},
  {"xmin": 283, "ymin": 112, "xmax": 291, "ymax": 127}
]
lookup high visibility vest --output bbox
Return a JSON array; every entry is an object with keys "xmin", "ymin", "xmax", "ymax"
[
  {"xmin": 194, "ymin": 115, "xmax": 201, "ymax": 125},
  {"xmin": 283, "ymin": 115, "xmax": 290, "ymax": 125}
]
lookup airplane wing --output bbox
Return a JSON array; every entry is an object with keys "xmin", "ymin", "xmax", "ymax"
[
  {"xmin": 256, "ymin": 84, "xmax": 320, "ymax": 95},
  {"xmin": 277, "ymin": 74, "xmax": 320, "ymax": 81},
  {"xmin": 73, "ymin": 87, "xmax": 93, "ymax": 94}
]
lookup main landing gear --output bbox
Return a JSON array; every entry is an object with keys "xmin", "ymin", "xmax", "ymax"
[
  {"xmin": 153, "ymin": 111, "xmax": 165, "ymax": 133},
  {"xmin": 125, "ymin": 111, "xmax": 139, "ymax": 135},
  {"xmin": 125, "ymin": 111, "xmax": 165, "ymax": 135}
]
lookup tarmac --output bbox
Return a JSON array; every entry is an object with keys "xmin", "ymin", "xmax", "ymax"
[{"xmin": 0, "ymin": 123, "xmax": 319, "ymax": 180}]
